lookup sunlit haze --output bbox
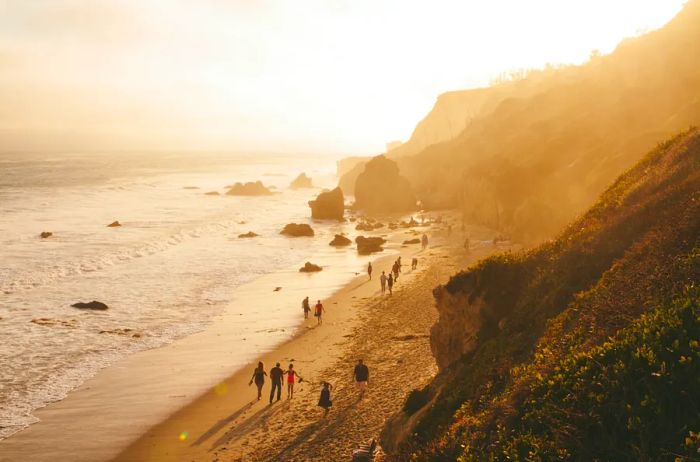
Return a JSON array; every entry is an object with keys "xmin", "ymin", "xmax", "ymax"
[{"xmin": 0, "ymin": 0, "xmax": 686, "ymax": 154}]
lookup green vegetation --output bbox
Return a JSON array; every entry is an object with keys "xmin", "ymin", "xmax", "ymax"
[{"xmin": 390, "ymin": 129, "xmax": 700, "ymax": 461}]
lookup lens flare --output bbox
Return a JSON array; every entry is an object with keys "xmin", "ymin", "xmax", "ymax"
[{"xmin": 178, "ymin": 431, "xmax": 188, "ymax": 442}]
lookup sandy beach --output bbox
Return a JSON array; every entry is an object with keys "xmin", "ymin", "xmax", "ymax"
[
  {"xmin": 112, "ymin": 223, "xmax": 500, "ymax": 462},
  {"xmin": 0, "ymin": 217, "xmax": 499, "ymax": 462}
]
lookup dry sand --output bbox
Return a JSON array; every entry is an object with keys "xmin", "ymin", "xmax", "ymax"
[{"xmin": 113, "ymin": 226, "xmax": 500, "ymax": 462}]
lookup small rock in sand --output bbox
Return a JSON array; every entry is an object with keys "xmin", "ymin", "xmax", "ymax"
[
  {"xmin": 40, "ymin": 231, "xmax": 53, "ymax": 239},
  {"xmin": 204, "ymin": 191, "xmax": 220, "ymax": 196},
  {"xmin": 299, "ymin": 262, "xmax": 322, "ymax": 273},
  {"xmin": 72, "ymin": 300, "xmax": 109, "ymax": 310},
  {"xmin": 238, "ymin": 231, "xmax": 259, "ymax": 238},
  {"xmin": 107, "ymin": 221, "xmax": 122, "ymax": 228},
  {"xmin": 273, "ymin": 287, "xmax": 282, "ymax": 292}
]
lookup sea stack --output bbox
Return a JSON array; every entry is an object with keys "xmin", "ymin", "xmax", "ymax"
[{"xmin": 308, "ymin": 187, "xmax": 344, "ymax": 220}]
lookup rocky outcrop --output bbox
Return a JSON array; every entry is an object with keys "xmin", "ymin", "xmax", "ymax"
[
  {"xmin": 355, "ymin": 221, "xmax": 384, "ymax": 231},
  {"xmin": 430, "ymin": 285, "xmax": 486, "ymax": 371},
  {"xmin": 355, "ymin": 236, "xmax": 386, "ymax": 255},
  {"xmin": 226, "ymin": 181, "xmax": 273, "ymax": 196},
  {"xmin": 204, "ymin": 191, "xmax": 220, "ymax": 196},
  {"xmin": 107, "ymin": 221, "xmax": 121, "ymax": 227},
  {"xmin": 71, "ymin": 301, "xmax": 109, "ymax": 311},
  {"xmin": 354, "ymin": 156, "xmax": 416, "ymax": 213},
  {"xmin": 299, "ymin": 262, "xmax": 322, "ymax": 272},
  {"xmin": 329, "ymin": 234, "xmax": 352, "ymax": 246},
  {"xmin": 40, "ymin": 232, "xmax": 53, "ymax": 239},
  {"xmin": 238, "ymin": 231, "xmax": 259, "ymax": 238},
  {"xmin": 280, "ymin": 223, "xmax": 314, "ymax": 237},
  {"xmin": 308, "ymin": 187, "xmax": 344, "ymax": 220},
  {"xmin": 290, "ymin": 173, "xmax": 313, "ymax": 189},
  {"xmin": 403, "ymin": 238, "xmax": 421, "ymax": 245}
]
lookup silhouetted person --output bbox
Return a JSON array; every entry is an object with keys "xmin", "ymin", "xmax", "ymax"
[
  {"xmin": 387, "ymin": 273, "xmax": 393, "ymax": 295},
  {"xmin": 249, "ymin": 361, "xmax": 267, "ymax": 400},
  {"xmin": 302, "ymin": 296, "xmax": 311, "ymax": 319},
  {"xmin": 318, "ymin": 381, "xmax": 333, "ymax": 417},
  {"xmin": 367, "ymin": 262, "xmax": 373, "ymax": 280},
  {"xmin": 269, "ymin": 362, "xmax": 284, "ymax": 403},
  {"xmin": 380, "ymin": 271, "xmax": 387, "ymax": 294},
  {"xmin": 421, "ymin": 234, "xmax": 429, "ymax": 250},
  {"xmin": 392, "ymin": 261, "xmax": 400, "ymax": 281},
  {"xmin": 412, "ymin": 257, "xmax": 418, "ymax": 270},
  {"xmin": 464, "ymin": 237, "xmax": 470, "ymax": 251},
  {"xmin": 353, "ymin": 359, "xmax": 369, "ymax": 398}
]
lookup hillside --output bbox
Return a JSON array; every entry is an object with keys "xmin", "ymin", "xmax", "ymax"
[
  {"xmin": 382, "ymin": 129, "xmax": 700, "ymax": 461},
  {"xmin": 339, "ymin": 0, "xmax": 700, "ymax": 241}
]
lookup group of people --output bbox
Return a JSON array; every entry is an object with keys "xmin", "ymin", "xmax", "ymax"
[
  {"xmin": 248, "ymin": 359, "xmax": 370, "ymax": 417},
  {"xmin": 302, "ymin": 296, "xmax": 325, "ymax": 324},
  {"xmin": 376, "ymin": 255, "xmax": 419, "ymax": 295}
]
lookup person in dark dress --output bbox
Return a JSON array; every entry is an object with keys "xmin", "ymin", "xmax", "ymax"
[
  {"xmin": 269, "ymin": 362, "xmax": 284, "ymax": 404},
  {"xmin": 353, "ymin": 359, "xmax": 369, "ymax": 398},
  {"xmin": 249, "ymin": 361, "xmax": 267, "ymax": 400},
  {"xmin": 318, "ymin": 381, "xmax": 333, "ymax": 417}
]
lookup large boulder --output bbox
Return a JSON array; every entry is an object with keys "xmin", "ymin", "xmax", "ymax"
[
  {"xmin": 72, "ymin": 301, "xmax": 109, "ymax": 310},
  {"xmin": 355, "ymin": 236, "xmax": 386, "ymax": 255},
  {"xmin": 290, "ymin": 173, "xmax": 313, "ymax": 189},
  {"xmin": 299, "ymin": 262, "xmax": 322, "ymax": 272},
  {"xmin": 329, "ymin": 234, "xmax": 352, "ymax": 246},
  {"xmin": 308, "ymin": 187, "xmax": 344, "ymax": 220},
  {"xmin": 280, "ymin": 223, "xmax": 315, "ymax": 237},
  {"xmin": 354, "ymin": 156, "xmax": 416, "ymax": 213},
  {"xmin": 226, "ymin": 181, "xmax": 273, "ymax": 196}
]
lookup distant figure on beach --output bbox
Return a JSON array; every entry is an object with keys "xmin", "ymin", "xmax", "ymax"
[
  {"xmin": 269, "ymin": 362, "xmax": 284, "ymax": 403},
  {"xmin": 367, "ymin": 262, "xmax": 373, "ymax": 280},
  {"xmin": 412, "ymin": 257, "xmax": 418, "ymax": 270},
  {"xmin": 286, "ymin": 363, "xmax": 303, "ymax": 399},
  {"xmin": 421, "ymin": 234, "xmax": 429, "ymax": 250},
  {"xmin": 397, "ymin": 256, "xmax": 402, "ymax": 270},
  {"xmin": 318, "ymin": 381, "xmax": 333, "ymax": 416},
  {"xmin": 353, "ymin": 359, "xmax": 369, "ymax": 398},
  {"xmin": 302, "ymin": 296, "xmax": 311, "ymax": 319},
  {"xmin": 314, "ymin": 299, "xmax": 325, "ymax": 325},
  {"xmin": 387, "ymin": 273, "xmax": 394, "ymax": 295},
  {"xmin": 249, "ymin": 361, "xmax": 267, "ymax": 401},
  {"xmin": 380, "ymin": 271, "xmax": 387, "ymax": 294},
  {"xmin": 447, "ymin": 224, "xmax": 452, "ymax": 237},
  {"xmin": 392, "ymin": 261, "xmax": 400, "ymax": 281},
  {"xmin": 464, "ymin": 237, "xmax": 470, "ymax": 252}
]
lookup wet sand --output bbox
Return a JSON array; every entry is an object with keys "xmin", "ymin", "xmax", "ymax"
[{"xmin": 113, "ymin": 225, "xmax": 500, "ymax": 462}]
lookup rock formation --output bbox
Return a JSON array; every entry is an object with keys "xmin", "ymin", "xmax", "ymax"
[
  {"xmin": 280, "ymin": 223, "xmax": 314, "ymax": 237},
  {"xmin": 329, "ymin": 234, "xmax": 352, "ymax": 246},
  {"xmin": 204, "ymin": 191, "xmax": 220, "ymax": 196},
  {"xmin": 226, "ymin": 181, "xmax": 273, "ymax": 196},
  {"xmin": 290, "ymin": 173, "xmax": 313, "ymax": 189},
  {"xmin": 238, "ymin": 232, "xmax": 259, "ymax": 238},
  {"xmin": 403, "ymin": 238, "xmax": 421, "ymax": 245},
  {"xmin": 308, "ymin": 187, "xmax": 344, "ymax": 220},
  {"xmin": 299, "ymin": 262, "xmax": 322, "ymax": 272},
  {"xmin": 355, "ymin": 236, "xmax": 386, "ymax": 255},
  {"xmin": 107, "ymin": 221, "xmax": 121, "ymax": 227},
  {"xmin": 71, "ymin": 301, "xmax": 109, "ymax": 310},
  {"xmin": 354, "ymin": 156, "xmax": 416, "ymax": 213},
  {"xmin": 40, "ymin": 232, "xmax": 53, "ymax": 238}
]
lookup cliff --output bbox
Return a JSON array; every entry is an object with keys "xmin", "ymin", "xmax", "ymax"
[
  {"xmin": 384, "ymin": 129, "xmax": 700, "ymax": 461},
  {"xmin": 393, "ymin": 1, "xmax": 700, "ymax": 242}
]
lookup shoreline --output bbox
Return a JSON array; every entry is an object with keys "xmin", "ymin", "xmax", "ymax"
[
  {"xmin": 0, "ymin": 217, "xmax": 450, "ymax": 462},
  {"xmin": 113, "ymin": 221, "xmax": 501, "ymax": 462}
]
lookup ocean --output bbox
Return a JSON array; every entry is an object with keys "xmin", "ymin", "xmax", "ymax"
[{"xmin": 0, "ymin": 151, "xmax": 344, "ymax": 439}]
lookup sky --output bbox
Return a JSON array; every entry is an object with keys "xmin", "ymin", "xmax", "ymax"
[{"xmin": 0, "ymin": 0, "xmax": 688, "ymax": 154}]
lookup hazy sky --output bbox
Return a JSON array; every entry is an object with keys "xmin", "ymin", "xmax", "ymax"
[{"xmin": 0, "ymin": 0, "xmax": 687, "ymax": 154}]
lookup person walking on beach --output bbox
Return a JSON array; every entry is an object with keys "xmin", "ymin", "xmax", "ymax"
[
  {"xmin": 387, "ymin": 273, "xmax": 394, "ymax": 295},
  {"xmin": 367, "ymin": 262, "xmax": 373, "ymax": 280},
  {"xmin": 249, "ymin": 361, "xmax": 267, "ymax": 401},
  {"xmin": 269, "ymin": 362, "xmax": 284, "ymax": 404},
  {"xmin": 314, "ymin": 299, "xmax": 325, "ymax": 325},
  {"xmin": 286, "ymin": 363, "xmax": 303, "ymax": 399},
  {"xmin": 412, "ymin": 257, "xmax": 418, "ymax": 270},
  {"xmin": 421, "ymin": 233, "xmax": 429, "ymax": 250},
  {"xmin": 392, "ymin": 261, "xmax": 400, "ymax": 281},
  {"xmin": 397, "ymin": 257, "xmax": 402, "ymax": 276},
  {"xmin": 380, "ymin": 271, "xmax": 387, "ymax": 294},
  {"xmin": 353, "ymin": 359, "xmax": 369, "ymax": 398},
  {"xmin": 318, "ymin": 381, "xmax": 333, "ymax": 417},
  {"xmin": 302, "ymin": 296, "xmax": 311, "ymax": 319}
]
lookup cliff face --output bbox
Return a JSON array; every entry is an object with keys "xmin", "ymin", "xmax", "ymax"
[
  {"xmin": 385, "ymin": 0, "xmax": 700, "ymax": 242},
  {"xmin": 386, "ymin": 129, "xmax": 700, "ymax": 461}
]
